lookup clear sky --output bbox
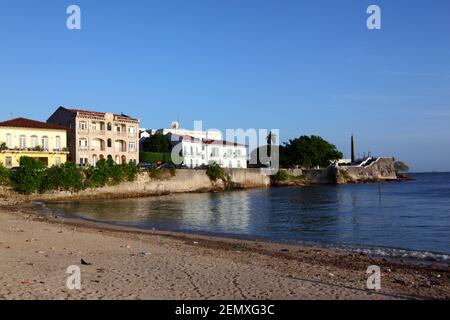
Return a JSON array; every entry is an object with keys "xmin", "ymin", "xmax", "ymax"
[{"xmin": 1, "ymin": 0, "xmax": 449, "ymax": 172}]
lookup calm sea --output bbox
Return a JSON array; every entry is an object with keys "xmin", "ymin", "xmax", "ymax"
[{"xmin": 42, "ymin": 173, "xmax": 450, "ymax": 263}]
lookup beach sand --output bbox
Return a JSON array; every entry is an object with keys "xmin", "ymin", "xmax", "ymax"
[{"xmin": 0, "ymin": 199, "xmax": 449, "ymax": 300}]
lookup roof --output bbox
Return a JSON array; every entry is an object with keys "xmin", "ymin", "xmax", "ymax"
[
  {"xmin": 169, "ymin": 134, "xmax": 247, "ymax": 147},
  {"xmin": 203, "ymin": 139, "xmax": 247, "ymax": 147},
  {"xmin": 58, "ymin": 106, "xmax": 138, "ymax": 121},
  {"xmin": 0, "ymin": 118, "xmax": 68, "ymax": 131}
]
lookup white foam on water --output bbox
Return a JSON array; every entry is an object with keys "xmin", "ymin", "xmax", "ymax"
[{"xmin": 334, "ymin": 244, "xmax": 450, "ymax": 264}]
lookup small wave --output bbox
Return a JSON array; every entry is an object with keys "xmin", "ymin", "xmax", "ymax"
[{"xmin": 335, "ymin": 244, "xmax": 450, "ymax": 264}]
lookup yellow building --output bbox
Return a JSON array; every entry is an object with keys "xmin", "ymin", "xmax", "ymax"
[{"xmin": 0, "ymin": 118, "xmax": 68, "ymax": 168}]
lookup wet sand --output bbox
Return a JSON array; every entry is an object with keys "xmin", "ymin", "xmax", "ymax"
[{"xmin": 0, "ymin": 199, "xmax": 449, "ymax": 300}]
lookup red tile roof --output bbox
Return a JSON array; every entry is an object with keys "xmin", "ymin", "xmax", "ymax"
[{"xmin": 0, "ymin": 118, "xmax": 68, "ymax": 131}]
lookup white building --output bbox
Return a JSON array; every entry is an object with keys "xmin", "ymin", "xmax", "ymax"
[
  {"xmin": 169, "ymin": 134, "xmax": 247, "ymax": 169},
  {"xmin": 155, "ymin": 121, "xmax": 222, "ymax": 141}
]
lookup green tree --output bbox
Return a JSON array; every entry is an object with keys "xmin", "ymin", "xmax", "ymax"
[
  {"xmin": 142, "ymin": 133, "xmax": 171, "ymax": 153},
  {"xmin": 0, "ymin": 142, "xmax": 7, "ymax": 151},
  {"xmin": 280, "ymin": 135, "xmax": 343, "ymax": 168},
  {"xmin": 10, "ymin": 157, "xmax": 45, "ymax": 194},
  {"xmin": 0, "ymin": 163, "xmax": 9, "ymax": 185}
]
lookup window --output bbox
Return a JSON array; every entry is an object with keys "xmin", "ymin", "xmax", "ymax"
[
  {"xmin": 19, "ymin": 135, "xmax": 26, "ymax": 149},
  {"xmin": 129, "ymin": 142, "xmax": 136, "ymax": 152},
  {"xmin": 211, "ymin": 147, "xmax": 219, "ymax": 157},
  {"xmin": 5, "ymin": 157, "xmax": 12, "ymax": 167},
  {"xmin": 55, "ymin": 157, "xmax": 61, "ymax": 166},
  {"xmin": 128, "ymin": 126, "xmax": 136, "ymax": 135},
  {"xmin": 79, "ymin": 138, "xmax": 88, "ymax": 149},
  {"xmin": 30, "ymin": 136, "xmax": 38, "ymax": 149},
  {"xmin": 6, "ymin": 134, "xmax": 12, "ymax": 148},
  {"xmin": 228, "ymin": 161, "xmax": 232, "ymax": 168},
  {"xmin": 41, "ymin": 136, "xmax": 49, "ymax": 150},
  {"xmin": 107, "ymin": 123, "xmax": 112, "ymax": 131},
  {"xmin": 237, "ymin": 160, "xmax": 241, "ymax": 168},
  {"xmin": 79, "ymin": 121, "xmax": 87, "ymax": 130},
  {"xmin": 107, "ymin": 139, "xmax": 112, "ymax": 148},
  {"xmin": 80, "ymin": 158, "xmax": 88, "ymax": 166},
  {"xmin": 55, "ymin": 136, "xmax": 61, "ymax": 150}
]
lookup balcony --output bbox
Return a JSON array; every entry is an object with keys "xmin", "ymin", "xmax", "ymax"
[
  {"xmin": 91, "ymin": 130, "xmax": 106, "ymax": 135},
  {"xmin": 78, "ymin": 129, "xmax": 89, "ymax": 135}
]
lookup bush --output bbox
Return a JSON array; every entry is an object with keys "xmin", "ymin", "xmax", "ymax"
[
  {"xmin": 40, "ymin": 162, "xmax": 84, "ymax": 192},
  {"xmin": 10, "ymin": 157, "xmax": 45, "ymax": 194},
  {"xmin": 206, "ymin": 162, "xmax": 228, "ymax": 182},
  {"xmin": 274, "ymin": 169, "xmax": 289, "ymax": 181},
  {"xmin": 85, "ymin": 160, "xmax": 112, "ymax": 188},
  {"xmin": 8, "ymin": 157, "xmax": 139, "ymax": 194},
  {"xmin": 0, "ymin": 163, "xmax": 9, "ymax": 185},
  {"xmin": 123, "ymin": 162, "xmax": 139, "ymax": 182},
  {"xmin": 139, "ymin": 152, "xmax": 172, "ymax": 164}
]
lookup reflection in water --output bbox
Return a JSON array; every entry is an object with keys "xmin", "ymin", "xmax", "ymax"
[{"xmin": 45, "ymin": 173, "xmax": 450, "ymax": 255}]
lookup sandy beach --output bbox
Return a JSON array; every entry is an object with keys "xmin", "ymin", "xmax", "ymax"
[{"xmin": 0, "ymin": 198, "xmax": 449, "ymax": 300}]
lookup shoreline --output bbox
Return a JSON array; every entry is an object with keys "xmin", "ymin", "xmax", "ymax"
[
  {"xmin": 1, "ymin": 199, "xmax": 449, "ymax": 300},
  {"xmin": 35, "ymin": 198, "xmax": 450, "ymax": 267}
]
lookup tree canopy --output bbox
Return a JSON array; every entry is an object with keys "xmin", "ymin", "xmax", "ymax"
[
  {"xmin": 142, "ymin": 133, "xmax": 171, "ymax": 153},
  {"xmin": 280, "ymin": 135, "xmax": 343, "ymax": 168}
]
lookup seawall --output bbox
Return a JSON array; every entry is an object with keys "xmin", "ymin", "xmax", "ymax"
[{"xmin": 27, "ymin": 168, "xmax": 271, "ymax": 201}]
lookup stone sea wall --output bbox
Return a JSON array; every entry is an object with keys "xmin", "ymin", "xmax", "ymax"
[{"xmin": 31, "ymin": 168, "xmax": 271, "ymax": 201}]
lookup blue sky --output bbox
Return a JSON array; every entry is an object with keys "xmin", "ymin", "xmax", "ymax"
[{"xmin": 0, "ymin": 0, "xmax": 449, "ymax": 172}]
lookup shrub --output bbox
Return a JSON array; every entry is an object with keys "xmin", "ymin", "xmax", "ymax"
[
  {"xmin": 123, "ymin": 162, "xmax": 139, "ymax": 182},
  {"xmin": 10, "ymin": 157, "xmax": 45, "ymax": 194},
  {"xmin": 139, "ymin": 152, "xmax": 172, "ymax": 164},
  {"xmin": 274, "ymin": 169, "xmax": 289, "ymax": 181},
  {"xmin": 85, "ymin": 160, "xmax": 112, "ymax": 188},
  {"xmin": 206, "ymin": 162, "xmax": 227, "ymax": 182},
  {"xmin": 0, "ymin": 163, "xmax": 9, "ymax": 185},
  {"xmin": 40, "ymin": 162, "xmax": 84, "ymax": 192}
]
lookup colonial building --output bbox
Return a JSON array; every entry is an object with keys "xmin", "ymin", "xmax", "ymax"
[
  {"xmin": 154, "ymin": 121, "xmax": 222, "ymax": 140},
  {"xmin": 47, "ymin": 106, "xmax": 140, "ymax": 166},
  {"xmin": 169, "ymin": 134, "xmax": 248, "ymax": 169},
  {"xmin": 0, "ymin": 118, "xmax": 68, "ymax": 168}
]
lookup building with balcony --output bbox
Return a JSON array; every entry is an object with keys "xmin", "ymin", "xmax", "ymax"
[
  {"xmin": 169, "ymin": 134, "xmax": 247, "ymax": 169},
  {"xmin": 0, "ymin": 118, "xmax": 68, "ymax": 168},
  {"xmin": 47, "ymin": 106, "xmax": 140, "ymax": 166}
]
